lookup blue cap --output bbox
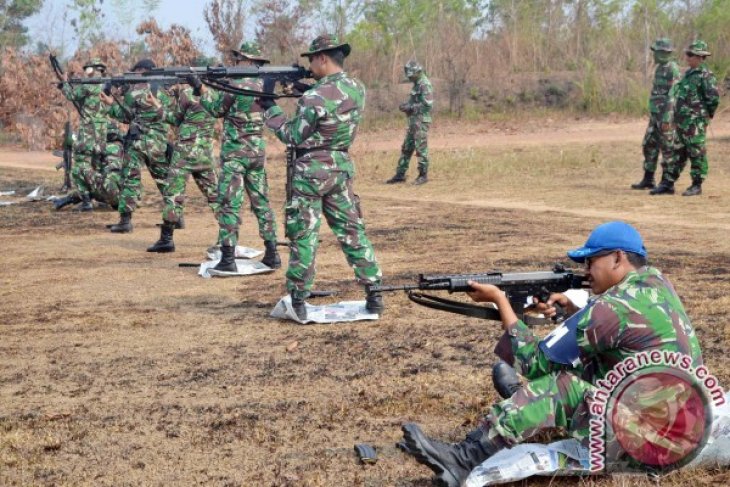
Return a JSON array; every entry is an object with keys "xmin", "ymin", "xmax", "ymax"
[{"xmin": 567, "ymin": 221, "xmax": 647, "ymax": 263}]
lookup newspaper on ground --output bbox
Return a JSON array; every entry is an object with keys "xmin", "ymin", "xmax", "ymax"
[
  {"xmin": 0, "ymin": 190, "xmax": 15, "ymax": 196},
  {"xmin": 465, "ymin": 393, "xmax": 730, "ymax": 486},
  {"xmin": 270, "ymin": 295, "xmax": 380, "ymax": 325},
  {"xmin": 206, "ymin": 245, "xmax": 263, "ymax": 261},
  {"xmin": 0, "ymin": 201, "xmax": 18, "ymax": 207},
  {"xmin": 26, "ymin": 186, "xmax": 44, "ymax": 201},
  {"xmin": 198, "ymin": 259, "xmax": 274, "ymax": 279}
]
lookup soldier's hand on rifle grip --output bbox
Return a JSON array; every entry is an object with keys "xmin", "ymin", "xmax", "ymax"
[
  {"xmin": 533, "ymin": 293, "xmax": 578, "ymax": 320},
  {"xmin": 145, "ymin": 92, "xmax": 161, "ymax": 109},
  {"xmin": 99, "ymin": 91, "xmax": 114, "ymax": 105},
  {"xmin": 185, "ymin": 75, "xmax": 203, "ymax": 96}
]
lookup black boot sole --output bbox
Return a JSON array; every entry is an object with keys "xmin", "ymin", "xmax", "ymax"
[
  {"xmin": 261, "ymin": 258, "xmax": 282, "ymax": 269},
  {"xmin": 147, "ymin": 245, "xmax": 175, "ymax": 253},
  {"xmin": 401, "ymin": 424, "xmax": 463, "ymax": 487}
]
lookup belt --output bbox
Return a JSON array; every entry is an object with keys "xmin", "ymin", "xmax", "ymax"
[{"xmin": 295, "ymin": 147, "xmax": 348, "ymax": 159}]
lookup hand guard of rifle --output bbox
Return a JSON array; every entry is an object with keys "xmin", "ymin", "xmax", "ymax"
[{"xmin": 258, "ymin": 78, "xmax": 278, "ymax": 111}]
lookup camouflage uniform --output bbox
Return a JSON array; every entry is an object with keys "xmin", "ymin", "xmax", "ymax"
[
  {"xmin": 88, "ymin": 122, "xmax": 125, "ymax": 208},
  {"xmin": 484, "ymin": 266, "xmax": 703, "ymax": 447},
  {"xmin": 202, "ymin": 77, "xmax": 277, "ymax": 247},
  {"xmin": 642, "ymin": 41, "xmax": 680, "ymax": 174},
  {"xmin": 161, "ymin": 86, "xmax": 219, "ymax": 224},
  {"xmin": 666, "ymin": 41, "xmax": 720, "ymax": 186},
  {"xmin": 108, "ymin": 83, "xmax": 172, "ymax": 215},
  {"xmin": 264, "ymin": 36, "xmax": 382, "ymax": 299},
  {"xmin": 60, "ymin": 77, "xmax": 107, "ymax": 199},
  {"xmin": 391, "ymin": 62, "xmax": 434, "ymax": 183}
]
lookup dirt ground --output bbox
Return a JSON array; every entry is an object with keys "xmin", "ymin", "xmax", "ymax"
[{"xmin": 1, "ymin": 116, "xmax": 730, "ymax": 486}]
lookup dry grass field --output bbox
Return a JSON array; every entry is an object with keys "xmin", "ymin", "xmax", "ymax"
[{"xmin": 1, "ymin": 116, "xmax": 730, "ymax": 486}]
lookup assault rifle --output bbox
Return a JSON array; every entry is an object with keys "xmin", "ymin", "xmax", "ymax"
[
  {"xmin": 147, "ymin": 65, "xmax": 312, "ymax": 98},
  {"xmin": 49, "ymin": 53, "xmax": 85, "ymax": 120},
  {"xmin": 53, "ymin": 121, "xmax": 74, "ymax": 191},
  {"xmin": 368, "ymin": 264, "xmax": 589, "ymax": 323}
]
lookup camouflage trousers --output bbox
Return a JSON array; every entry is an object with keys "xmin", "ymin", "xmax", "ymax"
[
  {"xmin": 162, "ymin": 143, "xmax": 219, "ymax": 223},
  {"xmin": 70, "ymin": 151, "xmax": 100, "ymax": 196},
  {"xmin": 286, "ymin": 171, "xmax": 382, "ymax": 299},
  {"xmin": 118, "ymin": 135, "xmax": 169, "ymax": 215},
  {"xmin": 666, "ymin": 118, "xmax": 709, "ymax": 182},
  {"xmin": 91, "ymin": 142, "xmax": 124, "ymax": 208},
  {"xmin": 480, "ymin": 327, "xmax": 595, "ymax": 446},
  {"xmin": 642, "ymin": 118, "xmax": 675, "ymax": 173},
  {"xmin": 396, "ymin": 117, "xmax": 430, "ymax": 174},
  {"xmin": 216, "ymin": 155, "xmax": 277, "ymax": 247}
]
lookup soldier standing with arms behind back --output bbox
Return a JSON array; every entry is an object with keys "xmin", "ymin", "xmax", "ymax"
[
  {"xmin": 200, "ymin": 42, "xmax": 281, "ymax": 270},
  {"xmin": 259, "ymin": 34, "xmax": 384, "ymax": 321},
  {"xmin": 387, "ymin": 60, "xmax": 434, "ymax": 185},
  {"xmin": 651, "ymin": 40, "xmax": 720, "ymax": 197},
  {"xmin": 630, "ymin": 39, "xmax": 680, "ymax": 191}
]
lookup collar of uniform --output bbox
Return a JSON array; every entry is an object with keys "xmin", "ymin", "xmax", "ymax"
[
  {"xmin": 599, "ymin": 265, "xmax": 658, "ymax": 296},
  {"xmin": 314, "ymin": 71, "xmax": 347, "ymax": 87}
]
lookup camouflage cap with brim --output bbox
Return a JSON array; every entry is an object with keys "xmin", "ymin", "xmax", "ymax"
[
  {"xmin": 231, "ymin": 41, "xmax": 270, "ymax": 63},
  {"xmin": 300, "ymin": 34, "xmax": 351, "ymax": 58},
  {"xmin": 650, "ymin": 38, "xmax": 673, "ymax": 52},
  {"xmin": 83, "ymin": 58, "xmax": 107, "ymax": 70},
  {"xmin": 686, "ymin": 40, "xmax": 711, "ymax": 57}
]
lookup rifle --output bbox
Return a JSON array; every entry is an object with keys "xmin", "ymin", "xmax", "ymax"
[
  {"xmin": 49, "ymin": 53, "xmax": 85, "ymax": 120},
  {"xmin": 147, "ymin": 65, "xmax": 312, "ymax": 98},
  {"xmin": 368, "ymin": 264, "xmax": 589, "ymax": 323},
  {"xmin": 53, "ymin": 121, "xmax": 74, "ymax": 191}
]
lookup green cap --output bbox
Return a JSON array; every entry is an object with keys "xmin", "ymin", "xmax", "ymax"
[
  {"xmin": 300, "ymin": 34, "xmax": 351, "ymax": 58},
  {"xmin": 686, "ymin": 40, "xmax": 711, "ymax": 57},
  {"xmin": 404, "ymin": 60, "xmax": 423, "ymax": 77},
  {"xmin": 650, "ymin": 38, "xmax": 673, "ymax": 52},
  {"xmin": 231, "ymin": 41, "xmax": 270, "ymax": 64},
  {"xmin": 83, "ymin": 58, "xmax": 107, "ymax": 71}
]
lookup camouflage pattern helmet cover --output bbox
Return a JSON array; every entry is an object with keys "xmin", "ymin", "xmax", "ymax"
[
  {"xmin": 650, "ymin": 38, "xmax": 674, "ymax": 52},
  {"xmin": 686, "ymin": 40, "xmax": 711, "ymax": 57},
  {"xmin": 83, "ymin": 57, "xmax": 107, "ymax": 71},
  {"xmin": 231, "ymin": 41, "xmax": 271, "ymax": 64},
  {"xmin": 300, "ymin": 34, "xmax": 351, "ymax": 58},
  {"xmin": 404, "ymin": 60, "xmax": 423, "ymax": 77}
]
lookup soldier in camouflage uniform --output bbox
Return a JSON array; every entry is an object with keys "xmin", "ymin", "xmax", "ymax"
[
  {"xmin": 260, "ymin": 35, "xmax": 384, "ymax": 320},
  {"xmin": 54, "ymin": 58, "xmax": 109, "ymax": 212},
  {"xmin": 199, "ymin": 42, "xmax": 281, "ymax": 269},
  {"xmin": 399, "ymin": 221, "xmax": 703, "ymax": 487},
  {"xmin": 651, "ymin": 40, "xmax": 720, "ymax": 197},
  {"xmin": 100, "ymin": 59, "xmax": 173, "ymax": 233},
  {"xmin": 387, "ymin": 61, "xmax": 434, "ymax": 185},
  {"xmin": 147, "ymin": 84, "xmax": 220, "ymax": 253},
  {"xmin": 631, "ymin": 39, "xmax": 680, "ymax": 190}
]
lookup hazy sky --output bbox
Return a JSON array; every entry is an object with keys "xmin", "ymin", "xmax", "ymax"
[{"xmin": 26, "ymin": 0, "xmax": 240, "ymax": 55}]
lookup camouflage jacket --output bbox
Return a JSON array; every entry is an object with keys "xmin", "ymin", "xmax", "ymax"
[
  {"xmin": 201, "ymin": 78, "xmax": 266, "ymax": 158},
  {"xmin": 61, "ymin": 83, "xmax": 108, "ymax": 126},
  {"xmin": 673, "ymin": 64, "xmax": 720, "ymax": 123},
  {"xmin": 107, "ymin": 83, "xmax": 172, "ymax": 141},
  {"xmin": 402, "ymin": 73, "xmax": 434, "ymax": 123},
  {"xmin": 649, "ymin": 61, "xmax": 680, "ymax": 123},
  {"xmin": 167, "ymin": 86, "xmax": 215, "ymax": 147},
  {"xmin": 264, "ymin": 71, "xmax": 364, "ymax": 178},
  {"xmin": 495, "ymin": 266, "xmax": 703, "ymax": 384}
]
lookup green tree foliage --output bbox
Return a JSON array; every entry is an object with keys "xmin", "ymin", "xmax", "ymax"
[{"xmin": 0, "ymin": 0, "xmax": 44, "ymax": 48}]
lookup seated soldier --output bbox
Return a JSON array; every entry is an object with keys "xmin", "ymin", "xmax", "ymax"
[{"xmin": 399, "ymin": 221, "xmax": 703, "ymax": 487}]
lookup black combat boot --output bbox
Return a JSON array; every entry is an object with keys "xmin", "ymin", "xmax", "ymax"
[
  {"xmin": 413, "ymin": 168, "xmax": 428, "ymax": 185},
  {"xmin": 147, "ymin": 221, "xmax": 175, "ymax": 253},
  {"xmin": 400, "ymin": 423, "xmax": 502, "ymax": 487},
  {"xmin": 109, "ymin": 212, "xmax": 133, "ymax": 233},
  {"xmin": 53, "ymin": 193, "xmax": 81, "ymax": 210},
  {"xmin": 682, "ymin": 177, "xmax": 703, "ymax": 197},
  {"xmin": 291, "ymin": 293, "xmax": 307, "ymax": 321},
  {"xmin": 365, "ymin": 290, "xmax": 384, "ymax": 315},
  {"xmin": 492, "ymin": 361, "xmax": 523, "ymax": 399},
  {"xmin": 261, "ymin": 240, "xmax": 281, "ymax": 269},
  {"xmin": 213, "ymin": 245, "xmax": 237, "ymax": 272},
  {"xmin": 386, "ymin": 172, "xmax": 407, "ymax": 184},
  {"xmin": 78, "ymin": 192, "xmax": 93, "ymax": 212},
  {"xmin": 630, "ymin": 170, "xmax": 655, "ymax": 190},
  {"xmin": 649, "ymin": 179, "xmax": 675, "ymax": 195},
  {"xmin": 157, "ymin": 216, "xmax": 185, "ymax": 230}
]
